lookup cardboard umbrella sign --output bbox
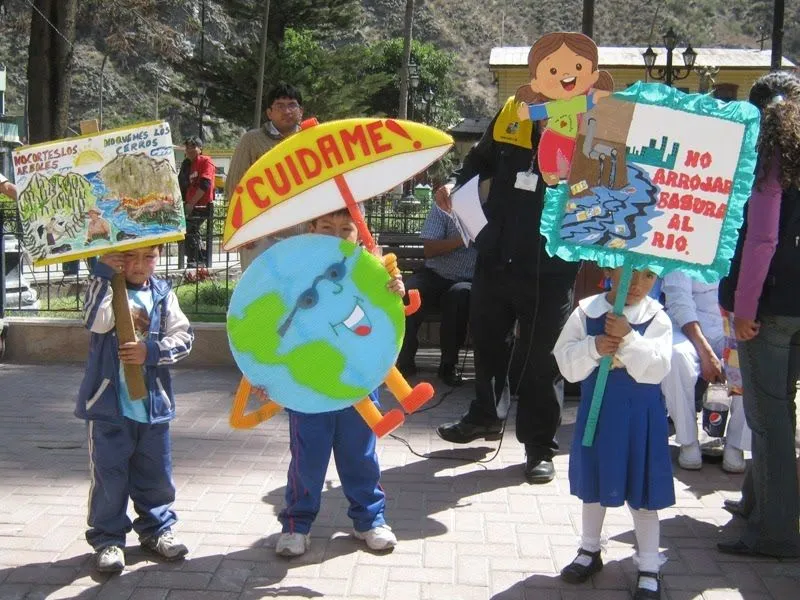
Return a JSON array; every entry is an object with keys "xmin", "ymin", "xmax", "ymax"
[
  {"xmin": 13, "ymin": 120, "xmax": 186, "ymax": 400},
  {"xmin": 224, "ymin": 117, "xmax": 454, "ymax": 436},
  {"xmin": 223, "ymin": 117, "xmax": 453, "ymax": 252},
  {"xmin": 13, "ymin": 121, "xmax": 185, "ymax": 266},
  {"xmin": 540, "ymin": 81, "xmax": 761, "ymax": 445}
]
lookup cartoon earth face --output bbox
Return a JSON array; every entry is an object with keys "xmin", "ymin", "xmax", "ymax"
[{"xmin": 227, "ymin": 233, "xmax": 405, "ymax": 413}]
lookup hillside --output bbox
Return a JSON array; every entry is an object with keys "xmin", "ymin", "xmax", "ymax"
[{"xmin": 0, "ymin": 0, "xmax": 797, "ymax": 147}]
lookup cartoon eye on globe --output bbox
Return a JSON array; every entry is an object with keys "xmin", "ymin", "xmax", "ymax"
[{"xmin": 227, "ymin": 234, "xmax": 433, "ymax": 437}]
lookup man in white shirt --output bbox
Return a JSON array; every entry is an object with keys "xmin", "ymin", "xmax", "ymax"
[{"xmin": 660, "ymin": 272, "xmax": 751, "ymax": 472}]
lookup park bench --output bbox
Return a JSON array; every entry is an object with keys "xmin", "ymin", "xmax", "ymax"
[
  {"xmin": 375, "ymin": 232, "xmax": 428, "ymax": 276},
  {"xmin": 376, "ymin": 231, "xmax": 459, "ymax": 356}
]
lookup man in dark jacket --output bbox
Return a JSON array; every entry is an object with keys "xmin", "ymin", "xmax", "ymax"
[{"xmin": 435, "ymin": 96, "xmax": 579, "ymax": 484}]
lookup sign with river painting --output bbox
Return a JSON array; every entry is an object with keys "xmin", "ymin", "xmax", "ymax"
[
  {"xmin": 541, "ymin": 81, "xmax": 760, "ymax": 281},
  {"xmin": 12, "ymin": 121, "xmax": 185, "ymax": 266}
]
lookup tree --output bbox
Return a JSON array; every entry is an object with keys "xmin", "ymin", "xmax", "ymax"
[
  {"xmin": 398, "ymin": 0, "xmax": 414, "ymax": 119},
  {"xmin": 26, "ymin": 0, "xmax": 77, "ymax": 142},
  {"xmin": 203, "ymin": 0, "xmax": 363, "ymax": 126},
  {"xmin": 582, "ymin": 0, "xmax": 595, "ymax": 37},
  {"xmin": 362, "ymin": 39, "xmax": 460, "ymax": 129}
]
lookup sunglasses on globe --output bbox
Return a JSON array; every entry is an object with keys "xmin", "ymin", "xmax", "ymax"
[{"xmin": 277, "ymin": 257, "xmax": 348, "ymax": 337}]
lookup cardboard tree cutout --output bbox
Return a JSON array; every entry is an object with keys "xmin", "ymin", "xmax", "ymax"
[
  {"xmin": 516, "ymin": 32, "xmax": 614, "ymax": 186},
  {"xmin": 540, "ymin": 80, "xmax": 760, "ymax": 445},
  {"xmin": 224, "ymin": 117, "xmax": 454, "ymax": 437}
]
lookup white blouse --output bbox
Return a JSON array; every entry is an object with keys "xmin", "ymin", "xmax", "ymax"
[{"xmin": 553, "ymin": 293, "xmax": 673, "ymax": 386}]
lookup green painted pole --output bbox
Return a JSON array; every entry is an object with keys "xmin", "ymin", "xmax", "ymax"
[{"xmin": 581, "ymin": 262, "xmax": 633, "ymax": 447}]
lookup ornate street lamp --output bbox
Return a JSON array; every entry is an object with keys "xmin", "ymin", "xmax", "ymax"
[
  {"xmin": 193, "ymin": 83, "xmax": 211, "ymax": 140},
  {"xmin": 421, "ymin": 86, "xmax": 435, "ymax": 124},
  {"xmin": 642, "ymin": 27, "xmax": 697, "ymax": 87}
]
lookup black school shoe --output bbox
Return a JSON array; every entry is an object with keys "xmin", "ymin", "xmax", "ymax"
[
  {"xmin": 633, "ymin": 571, "xmax": 661, "ymax": 599},
  {"xmin": 560, "ymin": 548, "xmax": 603, "ymax": 583}
]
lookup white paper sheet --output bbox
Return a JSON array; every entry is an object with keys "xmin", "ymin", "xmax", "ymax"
[{"xmin": 448, "ymin": 176, "xmax": 487, "ymax": 246}]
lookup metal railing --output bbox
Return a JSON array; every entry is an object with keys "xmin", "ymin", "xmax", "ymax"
[{"xmin": 1, "ymin": 195, "xmax": 432, "ymax": 321}]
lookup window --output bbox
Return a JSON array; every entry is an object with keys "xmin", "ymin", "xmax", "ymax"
[{"xmin": 714, "ymin": 83, "xmax": 739, "ymax": 101}]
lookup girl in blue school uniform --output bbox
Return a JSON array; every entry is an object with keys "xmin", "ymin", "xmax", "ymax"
[{"xmin": 553, "ymin": 267, "xmax": 674, "ymax": 600}]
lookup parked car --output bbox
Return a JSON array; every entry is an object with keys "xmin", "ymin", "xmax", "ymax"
[{"xmin": 3, "ymin": 232, "xmax": 39, "ymax": 311}]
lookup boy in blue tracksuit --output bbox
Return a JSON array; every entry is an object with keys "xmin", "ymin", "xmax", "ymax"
[
  {"xmin": 76, "ymin": 245, "xmax": 193, "ymax": 573},
  {"xmin": 269, "ymin": 208, "xmax": 404, "ymax": 557}
]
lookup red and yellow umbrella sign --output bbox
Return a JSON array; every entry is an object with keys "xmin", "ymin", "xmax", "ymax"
[{"xmin": 222, "ymin": 118, "xmax": 454, "ymax": 251}]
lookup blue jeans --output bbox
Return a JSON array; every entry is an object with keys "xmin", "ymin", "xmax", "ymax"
[{"xmin": 738, "ymin": 314, "xmax": 800, "ymax": 556}]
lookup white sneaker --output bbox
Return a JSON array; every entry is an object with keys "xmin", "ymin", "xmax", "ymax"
[
  {"xmin": 678, "ymin": 441, "xmax": 702, "ymax": 470},
  {"xmin": 353, "ymin": 524, "xmax": 397, "ymax": 551},
  {"xmin": 95, "ymin": 545, "xmax": 125, "ymax": 573},
  {"xmin": 140, "ymin": 529, "xmax": 188, "ymax": 561},
  {"xmin": 722, "ymin": 445, "xmax": 746, "ymax": 473},
  {"xmin": 275, "ymin": 532, "xmax": 310, "ymax": 557}
]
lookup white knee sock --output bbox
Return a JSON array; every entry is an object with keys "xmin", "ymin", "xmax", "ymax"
[
  {"xmin": 577, "ymin": 502, "xmax": 606, "ymax": 564},
  {"xmin": 629, "ymin": 506, "xmax": 663, "ymax": 591}
]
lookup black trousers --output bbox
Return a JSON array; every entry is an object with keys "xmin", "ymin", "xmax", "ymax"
[
  {"xmin": 185, "ymin": 204, "xmax": 213, "ymax": 264},
  {"xmin": 398, "ymin": 267, "xmax": 471, "ymax": 367},
  {"xmin": 464, "ymin": 262, "xmax": 574, "ymax": 460}
]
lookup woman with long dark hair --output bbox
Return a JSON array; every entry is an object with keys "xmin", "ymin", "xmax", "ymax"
[{"xmin": 718, "ymin": 70, "xmax": 800, "ymax": 558}]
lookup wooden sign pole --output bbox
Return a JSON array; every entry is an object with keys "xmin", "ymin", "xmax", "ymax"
[
  {"xmin": 111, "ymin": 273, "xmax": 148, "ymax": 400},
  {"xmin": 79, "ymin": 119, "xmax": 147, "ymax": 400}
]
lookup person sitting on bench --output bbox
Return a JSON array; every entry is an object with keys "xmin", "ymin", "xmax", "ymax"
[{"xmin": 397, "ymin": 204, "xmax": 476, "ymax": 386}]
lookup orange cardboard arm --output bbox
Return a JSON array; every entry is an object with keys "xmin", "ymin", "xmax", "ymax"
[{"xmin": 404, "ymin": 289, "xmax": 421, "ymax": 316}]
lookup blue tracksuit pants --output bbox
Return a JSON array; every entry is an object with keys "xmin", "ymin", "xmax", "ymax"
[
  {"xmin": 86, "ymin": 418, "xmax": 177, "ymax": 549},
  {"xmin": 280, "ymin": 392, "xmax": 386, "ymax": 534}
]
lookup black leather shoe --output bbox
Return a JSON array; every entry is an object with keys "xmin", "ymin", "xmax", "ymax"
[
  {"xmin": 718, "ymin": 539, "xmax": 800, "ymax": 559},
  {"xmin": 717, "ymin": 539, "xmax": 776, "ymax": 557},
  {"xmin": 722, "ymin": 499, "xmax": 748, "ymax": 519},
  {"xmin": 525, "ymin": 458, "xmax": 555, "ymax": 484},
  {"xmin": 633, "ymin": 571, "xmax": 661, "ymax": 600},
  {"xmin": 717, "ymin": 540, "xmax": 758, "ymax": 556},
  {"xmin": 560, "ymin": 548, "xmax": 602, "ymax": 583},
  {"xmin": 436, "ymin": 419, "xmax": 502, "ymax": 443},
  {"xmin": 437, "ymin": 363, "xmax": 463, "ymax": 387}
]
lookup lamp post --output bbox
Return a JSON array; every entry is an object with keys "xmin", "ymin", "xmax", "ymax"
[
  {"xmin": 397, "ymin": 59, "xmax": 421, "ymax": 220},
  {"xmin": 421, "ymin": 86, "xmax": 435, "ymax": 124},
  {"xmin": 193, "ymin": 83, "xmax": 210, "ymax": 140},
  {"xmin": 407, "ymin": 59, "xmax": 420, "ymax": 120},
  {"xmin": 642, "ymin": 27, "xmax": 697, "ymax": 87}
]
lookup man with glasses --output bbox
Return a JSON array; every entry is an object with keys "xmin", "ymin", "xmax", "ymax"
[{"xmin": 225, "ymin": 82, "xmax": 307, "ymax": 270}]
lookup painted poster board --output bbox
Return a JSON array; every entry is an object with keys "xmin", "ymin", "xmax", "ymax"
[
  {"xmin": 13, "ymin": 121, "xmax": 185, "ymax": 266},
  {"xmin": 541, "ymin": 82, "xmax": 761, "ymax": 283}
]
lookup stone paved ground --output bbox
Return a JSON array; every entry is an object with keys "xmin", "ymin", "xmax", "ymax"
[{"xmin": 1, "ymin": 358, "xmax": 798, "ymax": 600}]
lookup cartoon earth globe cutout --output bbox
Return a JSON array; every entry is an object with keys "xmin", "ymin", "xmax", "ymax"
[{"xmin": 227, "ymin": 233, "xmax": 406, "ymax": 414}]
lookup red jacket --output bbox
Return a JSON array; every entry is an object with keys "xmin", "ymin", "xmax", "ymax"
[{"xmin": 186, "ymin": 154, "xmax": 215, "ymax": 208}]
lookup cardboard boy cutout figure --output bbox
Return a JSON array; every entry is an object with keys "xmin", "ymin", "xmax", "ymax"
[{"xmin": 515, "ymin": 32, "xmax": 613, "ymax": 185}]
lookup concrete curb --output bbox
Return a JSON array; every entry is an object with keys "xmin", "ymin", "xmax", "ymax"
[{"xmin": 2, "ymin": 317, "xmax": 236, "ymax": 367}]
